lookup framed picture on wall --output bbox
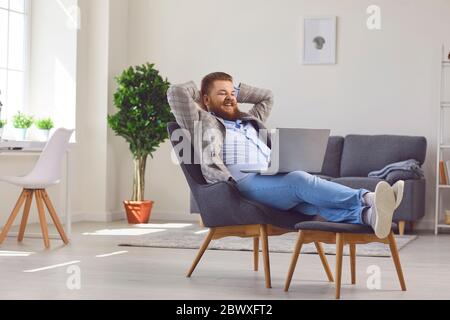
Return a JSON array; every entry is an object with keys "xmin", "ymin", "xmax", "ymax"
[{"xmin": 303, "ymin": 16, "xmax": 337, "ymax": 64}]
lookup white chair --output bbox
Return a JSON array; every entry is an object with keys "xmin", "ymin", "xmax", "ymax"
[{"xmin": 0, "ymin": 128, "xmax": 74, "ymax": 248}]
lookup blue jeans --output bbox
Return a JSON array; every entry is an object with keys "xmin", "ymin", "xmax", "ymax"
[{"xmin": 236, "ymin": 171, "xmax": 370, "ymax": 224}]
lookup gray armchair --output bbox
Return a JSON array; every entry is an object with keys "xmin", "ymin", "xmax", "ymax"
[{"xmin": 168, "ymin": 122, "xmax": 334, "ymax": 288}]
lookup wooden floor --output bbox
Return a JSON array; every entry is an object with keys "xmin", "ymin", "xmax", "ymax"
[{"xmin": 0, "ymin": 220, "xmax": 449, "ymax": 300}]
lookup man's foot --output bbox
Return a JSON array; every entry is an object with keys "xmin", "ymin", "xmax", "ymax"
[
  {"xmin": 363, "ymin": 180, "xmax": 404, "ymax": 209},
  {"xmin": 370, "ymin": 181, "xmax": 396, "ymax": 239},
  {"xmin": 392, "ymin": 180, "xmax": 405, "ymax": 209}
]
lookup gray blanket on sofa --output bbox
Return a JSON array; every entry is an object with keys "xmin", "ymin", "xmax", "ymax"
[{"xmin": 368, "ymin": 159, "xmax": 424, "ymax": 184}]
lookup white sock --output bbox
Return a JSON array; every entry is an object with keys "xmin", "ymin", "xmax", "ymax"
[
  {"xmin": 363, "ymin": 192, "xmax": 375, "ymax": 207},
  {"xmin": 362, "ymin": 207, "xmax": 373, "ymax": 225}
]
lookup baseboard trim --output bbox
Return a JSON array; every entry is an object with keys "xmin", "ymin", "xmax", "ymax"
[
  {"xmin": 67, "ymin": 210, "xmax": 197, "ymax": 223},
  {"xmin": 150, "ymin": 210, "xmax": 198, "ymax": 222},
  {"xmin": 70, "ymin": 211, "xmax": 123, "ymax": 222}
]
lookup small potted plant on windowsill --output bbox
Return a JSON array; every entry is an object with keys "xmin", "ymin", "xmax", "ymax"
[
  {"xmin": 108, "ymin": 63, "xmax": 174, "ymax": 224},
  {"xmin": 12, "ymin": 111, "xmax": 34, "ymax": 141},
  {"xmin": 35, "ymin": 117, "xmax": 54, "ymax": 141}
]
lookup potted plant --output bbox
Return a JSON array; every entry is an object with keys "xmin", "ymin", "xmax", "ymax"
[
  {"xmin": 35, "ymin": 117, "xmax": 54, "ymax": 141},
  {"xmin": 108, "ymin": 63, "xmax": 174, "ymax": 224},
  {"xmin": 12, "ymin": 111, "xmax": 33, "ymax": 141}
]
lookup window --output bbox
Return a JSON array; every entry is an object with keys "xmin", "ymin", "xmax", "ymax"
[{"xmin": 0, "ymin": 0, "xmax": 29, "ymax": 122}]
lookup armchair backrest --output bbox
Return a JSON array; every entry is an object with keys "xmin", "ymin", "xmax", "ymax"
[{"xmin": 168, "ymin": 122, "xmax": 207, "ymax": 187}]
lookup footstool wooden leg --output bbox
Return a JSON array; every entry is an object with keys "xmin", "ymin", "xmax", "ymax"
[
  {"xmin": 285, "ymin": 231, "xmax": 304, "ymax": 291},
  {"xmin": 388, "ymin": 232, "xmax": 406, "ymax": 291},
  {"xmin": 315, "ymin": 242, "xmax": 334, "ymax": 282},
  {"xmin": 335, "ymin": 233, "xmax": 344, "ymax": 299},
  {"xmin": 350, "ymin": 243, "xmax": 356, "ymax": 285}
]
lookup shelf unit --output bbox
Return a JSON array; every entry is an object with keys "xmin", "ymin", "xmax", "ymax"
[{"xmin": 435, "ymin": 45, "xmax": 450, "ymax": 234}]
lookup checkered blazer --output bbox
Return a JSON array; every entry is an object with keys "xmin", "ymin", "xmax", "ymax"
[{"xmin": 167, "ymin": 81, "xmax": 273, "ymax": 184}]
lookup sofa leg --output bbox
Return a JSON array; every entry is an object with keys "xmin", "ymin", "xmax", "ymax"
[{"xmin": 398, "ymin": 221, "xmax": 406, "ymax": 236}]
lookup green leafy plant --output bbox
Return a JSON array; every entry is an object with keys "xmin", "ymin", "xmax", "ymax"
[
  {"xmin": 35, "ymin": 118, "xmax": 54, "ymax": 130},
  {"xmin": 0, "ymin": 120, "xmax": 6, "ymax": 128},
  {"xmin": 12, "ymin": 111, "xmax": 33, "ymax": 129},
  {"xmin": 108, "ymin": 63, "xmax": 174, "ymax": 201}
]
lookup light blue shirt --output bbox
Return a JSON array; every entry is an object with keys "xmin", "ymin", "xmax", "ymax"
[{"xmin": 221, "ymin": 119, "xmax": 271, "ymax": 181}]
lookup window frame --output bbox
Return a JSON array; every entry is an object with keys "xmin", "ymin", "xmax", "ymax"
[{"xmin": 0, "ymin": 0, "xmax": 31, "ymax": 122}]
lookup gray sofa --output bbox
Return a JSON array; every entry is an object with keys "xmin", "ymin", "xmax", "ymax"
[
  {"xmin": 190, "ymin": 134, "xmax": 427, "ymax": 235},
  {"xmin": 313, "ymin": 134, "xmax": 427, "ymax": 235}
]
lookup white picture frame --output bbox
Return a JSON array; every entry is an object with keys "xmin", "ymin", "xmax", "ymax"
[{"xmin": 303, "ymin": 16, "xmax": 337, "ymax": 65}]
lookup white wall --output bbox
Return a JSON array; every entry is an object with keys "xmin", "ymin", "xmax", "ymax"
[
  {"xmin": 73, "ymin": 0, "xmax": 110, "ymax": 221},
  {"xmin": 29, "ymin": 0, "xmax": 77, "ymax": 131},
  {"xmin": 123, "ymin": 0, "xmax": 450, "ymax": 229},
  {"xmin": 106, "ymin": 0, "xmax": 132, "ymax": 217}
]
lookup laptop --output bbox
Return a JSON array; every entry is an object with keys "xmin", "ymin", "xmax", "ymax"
[{"xmin": 240, "ymin": 128, "xmax": 330, "ymax": 175}]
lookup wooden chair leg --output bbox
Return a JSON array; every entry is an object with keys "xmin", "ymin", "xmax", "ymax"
[
  {"xmin": 187, "ymin": 228, "xmax": 215, "ymax": 277},
  {"xmin": 350, "ymin": 243, "xmax": 356, "ymax": 285},
  {"xmin": 398, "ymin": 221, "xmax": 406, "ymax": 235},
  {"xmin": 314, "ymin": 242, "xmax": 334, "ymax": 282},
  {"xmin": 335, "ymin": 233, "xmax": 344, "ymax": 299},
  {"xmin": 388, "ymin": 232, "xmax": 407, "ymax": 291},
  {"xmin": 35, "ymin": 190, "xmax": 50, "ymax": 248},
  {"xmin": 18, "ymin": 190, "xmax": 34, "ymax": 242},
  {"xmin": 284, "ymin": 231, "xmax": 304, "ymax": 291},
  {"xmin": 0, "ymin": 190, "xmax": 27, "ymax": 244},
  {"xmin": 253, "ymin": 237, "xmax": 259, "ymax": 272},
  {"xmin": 40, "ymin": 190, "xmax": 69, "ymax": 244},
  {"xmin": 260, "ymin": 224, "xmax": 271, "ymax": 289}
]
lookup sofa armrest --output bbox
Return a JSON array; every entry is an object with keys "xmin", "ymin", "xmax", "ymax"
[
  {"xmin": 394, "ymin": 178, "xmax": 426, "ymax": 222},
  {"xmin": 385, "ymin": 169, "xmax": 423, "ymax": 185}
]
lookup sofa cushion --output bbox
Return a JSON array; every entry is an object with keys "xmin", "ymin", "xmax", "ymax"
[
  {"xmin": 331, "ymin": 177, "xmax": 383, "ymax": 191},
  {"xmin": 340, "ymin": 135, "xmax": 427, "ymax": 177},
  {"xmin": 311, "ymin": 136, "xmax": 344, "ymax": 178},
  {"xmin": 322, "ymin": 136, "xmax": 344, "ymax": 177}
]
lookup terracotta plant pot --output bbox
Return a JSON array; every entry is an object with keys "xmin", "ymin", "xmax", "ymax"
[{"xmin": 123, "ymin": 200, "xmax": 154, "ymax": 224}]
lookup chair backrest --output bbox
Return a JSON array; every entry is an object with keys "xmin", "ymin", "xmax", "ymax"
[
  {"xmin": 167, "ymin": 122, "xmax": 207, "ymax": 188},
  {"xmin": 26, "ymin": 128, "xmax": 74, "ymax": 182}
]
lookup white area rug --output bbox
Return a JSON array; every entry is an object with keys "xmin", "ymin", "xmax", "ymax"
[{"xmin": 118, "ymin": 223, "xmax": 417, "ymax": 257}]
